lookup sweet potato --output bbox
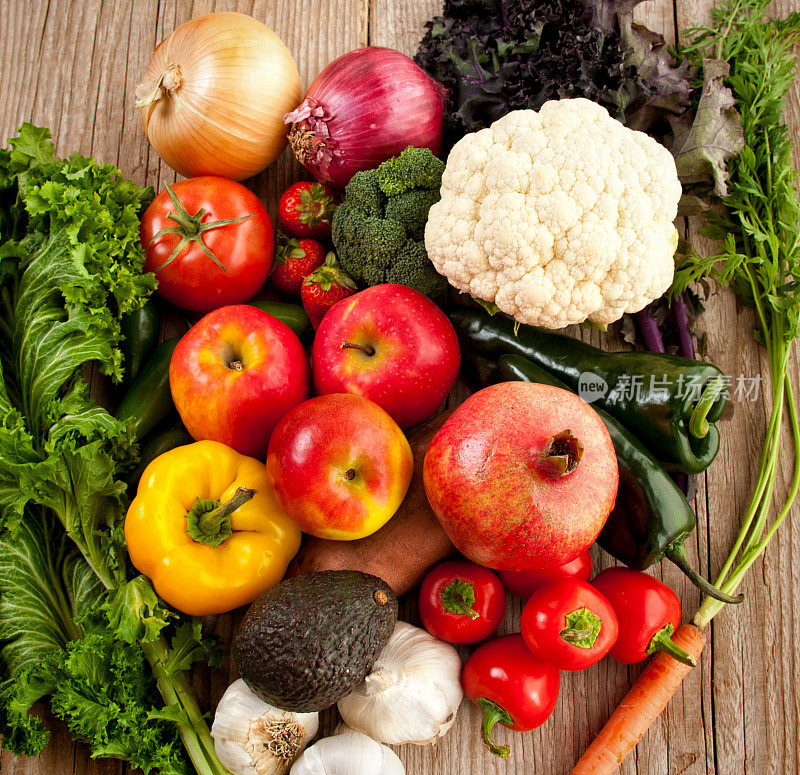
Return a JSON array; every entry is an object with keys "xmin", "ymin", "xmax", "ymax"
[{"xmin": 286, "ymin": 412, "xmax": 455, "ymax": 595}]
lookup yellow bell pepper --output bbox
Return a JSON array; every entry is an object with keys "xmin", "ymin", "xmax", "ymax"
[{"xmin": 125, "ymin": 440, "xmax": 301, "ymax": 616}]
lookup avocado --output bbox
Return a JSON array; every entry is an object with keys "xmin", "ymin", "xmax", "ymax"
[{"xmin": 232, "ymin": 570, "xmax": 398, "ymax": 712}]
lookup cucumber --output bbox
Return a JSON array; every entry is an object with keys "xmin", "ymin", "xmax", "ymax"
[
  {"xmin": 115, "ymin": 338, "xmax": 178, "ymax": 441},
  {"xmin": 121, "ymin": 300, "xmax": 160, "ymax": 385},
  {"xmin": 127, "ymin": 427, "xmax": 193, "ymax": 487},
  {"xmin": 248, "ymin": 300, "xmax": 310, "ymax": 336}
]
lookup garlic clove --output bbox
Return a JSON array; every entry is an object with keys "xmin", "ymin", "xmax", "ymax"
[
  {"xmin": 212, "ymin": 679, "xmax": 318, "ymax": 775},
  {"xmin": 289, "ymin": 729, "xmax": 405, "ymax": 775}
]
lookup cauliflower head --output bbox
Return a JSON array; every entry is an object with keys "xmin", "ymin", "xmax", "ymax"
[{"xmin": 424, "ymin": 99, "xmax": 682, "ymax": 328}]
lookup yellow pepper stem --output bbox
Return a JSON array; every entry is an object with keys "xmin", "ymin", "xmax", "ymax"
[{"xmin": 185, "ymin": 486, "xmax": 256, "ymax": 547}]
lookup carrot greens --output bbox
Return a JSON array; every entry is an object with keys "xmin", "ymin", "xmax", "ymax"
[{"xmin": 672, "ymin": 0, "xmax": 800, "ymax": 626}]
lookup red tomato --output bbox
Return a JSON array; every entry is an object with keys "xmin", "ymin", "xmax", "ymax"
[
  {"xmin": 461, "ymin": 634, "xmax": 560, "ymax": 758},
  {"xmin": 419, "ymin": 560, "xmax": 505, "ymax": 644},
  {"xmin": 520, "ymin": 579, "xmax": 618, "ymax": 671},
  {"xmin": 141, "ymin": 176, "xmax": 273, "ymax": 312},
  {"xmin": 499, "ymin": 550, "xmax": 592, "ymax": 599},
  {"xmin": 591, "ymin": 568, "xmax": 695, "ymax": 666}
]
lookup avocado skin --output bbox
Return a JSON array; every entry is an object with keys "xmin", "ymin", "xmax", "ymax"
[{"xmin": 232, "ymin": 570, "xmax": 399, "ymax": 712}]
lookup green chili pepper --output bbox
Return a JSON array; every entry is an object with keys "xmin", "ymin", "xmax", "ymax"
[
  {"xmin": 449, "ymin": 307, "xmax": 727, "ymax": 475},
  {"xmin": 493, "ymin": 354, "xmax": 741, "ymax": 604},
  {"xmin": 115, "ymin": 338, "xmax": 178, "ymax": 441},
  {"xmin": 121, "ymin": 300, "xmax": 160, "ymax": 385},
  {"xmin": 247, "ymin": 300, "xmax": 310, "ymax": 337}
]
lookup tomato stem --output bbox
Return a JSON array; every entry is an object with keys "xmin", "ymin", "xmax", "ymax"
[
  {"xmin": 474, "ymin": 698, "xmax": 512, "ymax": 758},
  {"xmin": 149, "ymin": 183, "xmax": 252, "ymax": 272},
  {"xmin": 646, "ymin": 623, "xmax": 697, "ymax": 667}
]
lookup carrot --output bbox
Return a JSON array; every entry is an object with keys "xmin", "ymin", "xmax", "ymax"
[
  {"xmin": 285, "ymin": 411, "xmax": 455, "ymax": 595},
  {"xmin": 571, "ymin": 624, "xmax": 707, "ymax": 775}
]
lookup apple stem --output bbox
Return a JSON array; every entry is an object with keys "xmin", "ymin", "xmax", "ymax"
[
  {"xmin": 344, "ymin": 468, "xmax": 357, "ymax": 481},
  {"xmin": 228, "ymin": 359, "xmax": 244, "ymax": 371},
  {"xmin": 341, "ymin": 341, "xmax": 375, "ymax": 356}
]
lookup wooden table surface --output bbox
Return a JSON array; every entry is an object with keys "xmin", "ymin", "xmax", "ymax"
[{"xmin": 2, "ymin": 1, "xmax": 800, "ymax": 774}]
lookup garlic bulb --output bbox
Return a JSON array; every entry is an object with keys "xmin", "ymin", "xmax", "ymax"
[
  {"xmin": 337, "ymin": 621, "xmax": 463, "ymax": 745},
  {"xmin": 211, "ymin": 679, "xmax": 318, "ymax": 775},
  {"xmin": 290, "ymin": 728, "xmax": 404, "ymax": 775}
]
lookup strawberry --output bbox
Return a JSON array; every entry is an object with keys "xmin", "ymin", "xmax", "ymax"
[
  {"xmin": 271, "ymin": 233, "xmax": 327, "ymax": 296},
  {"xmin": 301, "ymin": 253, "xmax": 357, "ymax": 329},
  {"xmin": 278, "ymin": 181, "xmax": 338, "ymax": 240}
]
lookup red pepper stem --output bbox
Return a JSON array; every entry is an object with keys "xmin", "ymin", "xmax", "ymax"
[
  {"xmin": 559, "ymin": 606, "xmax": 602, "ymax": 648},
  {"xmin": 441, "ymin": 578, "xmax": 480, "ymax": 619},
  {"xmin": 665, "ymin": 540, "xmax": 743, "ymax": 604},
  {"xmin": 560, "ymin": 626, "xmax": 595, "ymax": 643},
  {"xmin": 646, "ymin": 624, "xmax": 697, "ymax": 667},
  {"xmin": 473, "ymin": 698, "xmax": 512, "ymax": 759}
]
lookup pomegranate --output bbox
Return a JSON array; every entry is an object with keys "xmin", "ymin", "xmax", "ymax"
[{"xmin": 423, "ymin": 381, "xmax": 618, "ymax": 570}]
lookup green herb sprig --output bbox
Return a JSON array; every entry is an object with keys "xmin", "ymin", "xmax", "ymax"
[{"xmin": 672, "ymin": 0, "xmax": 800, "ymax": 625}]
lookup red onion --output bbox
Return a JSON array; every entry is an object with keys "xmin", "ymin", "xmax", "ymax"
[{"xmin": 284, "ymin": 47, "xmax": 445, "ymax": 189}]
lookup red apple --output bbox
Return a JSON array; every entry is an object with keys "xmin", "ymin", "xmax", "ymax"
[
  {"xmin": 170, "ymin": 304, "xmax": 310, "ymax": 458},
  {"xmin": 423, "ymin": 381, "xmax": 618, "ymax": 571},
  {"xmin": 266, "ymin": 393, "xmax": 413, "ymax": 540},
  {"xmin": 311, "ymin": 284, "xmax": 460, "ymax": 428}
]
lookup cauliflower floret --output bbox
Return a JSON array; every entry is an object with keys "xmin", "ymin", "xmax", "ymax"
[{"xmin": 425, "ymin": 99, "xmax": 682, "ymax": 328}]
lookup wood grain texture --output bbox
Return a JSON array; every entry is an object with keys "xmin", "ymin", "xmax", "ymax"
[{"xmin": 1, "ymin": 0, "xmax": 799, "ymax": 773}]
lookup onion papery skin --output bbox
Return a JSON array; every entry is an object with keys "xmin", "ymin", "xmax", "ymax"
[
  {"xmin": 284, "ymin": 47, "xmax": 445, "ymax": 189},
  {"xmin": 137, "ymin": 12, "xmax": 301, "ymax": 181}
]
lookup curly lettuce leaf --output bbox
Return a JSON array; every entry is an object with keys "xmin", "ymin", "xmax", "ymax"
[
  {"xmin": 0, "ymin": 374, "xmax": 132, "ymax": 585},
  {"xmin": 415, "ymin": 0, "xmax": 649, "ymax": 145},
  {"xmin": 669, "ymin": 58, "xmax": 745, "ymax": 198},
  {"xmin": 49, "ymin": 627, "xmax": 191, "ymax": 775},
  {"xmin": 0, "ymin": 125, "xmax": 225, "ymax": 774}
]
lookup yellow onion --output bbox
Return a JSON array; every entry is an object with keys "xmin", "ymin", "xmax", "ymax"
[{"xmin": 135, "ymin": 12, "xmax": 301, "ymax": 181}]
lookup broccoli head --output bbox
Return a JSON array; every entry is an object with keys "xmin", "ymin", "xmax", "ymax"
[{"xmin": 332, "ymin": 147, "xmax": 447, "ymax": 297}]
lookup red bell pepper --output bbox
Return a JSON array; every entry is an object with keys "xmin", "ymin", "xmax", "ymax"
[
  {"xmin": 591, "ymin": 567, "xmax": 696, "ymax": 666},
  {"xmin": 498, "ymin": 549, "xmax": 592, "ymax": 598},
  {"xmin": 520, "ymin": 578, "xmax": 618, "ymax": 670},
  {"xmin": 419, "ymin": 559, "xmax": 506, "ymax": 644},
  {"xmin": 461, "ymin": 633, "xmax": 560, "ymax": 758}
]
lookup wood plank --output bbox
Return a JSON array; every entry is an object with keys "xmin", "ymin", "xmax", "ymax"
[
  {"xmin": 2, "ymin": 0, "xmax": 800, "ymax": 773},
  {"xmin": 672, "ymin": 1, "xmax": 800, "ymax": 774},
  {"xmin": 0, "ymin": 0, "xmax": 366, "ymax": 772}
]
